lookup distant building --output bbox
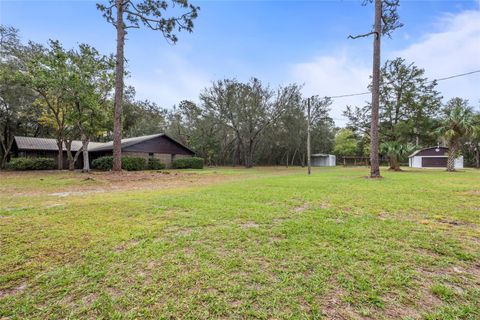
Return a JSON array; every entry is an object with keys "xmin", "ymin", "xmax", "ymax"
[
  {"xmin": 408, "ymin": 146, "xmax": 463, "ymax": 169},
  {"xmin": 311, "ymin": 153, "xmax": 336, "ymax": 167},
  {"xmin": 10, "ymin": 133, "xmax": 195, "ymax": 169}
]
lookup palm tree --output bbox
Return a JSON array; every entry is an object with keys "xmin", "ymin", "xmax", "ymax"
[
  {"xmin": 437, "ymin": 98, "xmax": 476, "ymax": 172},
  {"xmin": 380, "ymin": 141, "xmax": 414, "ymax": 171}
]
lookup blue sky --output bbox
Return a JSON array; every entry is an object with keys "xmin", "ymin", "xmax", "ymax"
[{"xmin": 2, "ymin": 0, "xmax": 479, "ymax": 125}]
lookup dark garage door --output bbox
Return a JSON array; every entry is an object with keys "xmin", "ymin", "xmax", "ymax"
[{"xmin": 422, "ymin": 157, "xmax": 447, "ymax": 167}]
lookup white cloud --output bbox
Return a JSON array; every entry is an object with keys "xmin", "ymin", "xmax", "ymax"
[
  {"xmin": 290, "ymin": 6, "xmax": 480, "ymax": 127},
  {"xmin": 391, "ymin": 8, "xmax": 480, "ymax": 108},
  {"xmin": 128, "ymin": 53, "xmax": 211, "ymax": 108},
  {"xmin": 290, "ymin": 49, "xmax": 371, "ymax": 126}
]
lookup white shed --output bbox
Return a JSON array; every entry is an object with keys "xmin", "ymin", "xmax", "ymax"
[
  {"xmin": 311, "ymin": 153, "xmax": 336, "ymax": 167},
  {"xmin": 408, "ymin": 146, "xmax": 463, "ymax": 169}
]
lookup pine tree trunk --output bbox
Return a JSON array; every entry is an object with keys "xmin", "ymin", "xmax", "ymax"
[
  {"xmin": 369, "ymin": 0, "xmax": 382, "ymax": 178},
  {"xmin": 112, "ymin": 0, "xmax": 125, "ymax": 172}
]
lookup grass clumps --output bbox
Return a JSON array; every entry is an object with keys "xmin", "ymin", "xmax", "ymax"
[{"xmin": 172, "ymin": 157, "xmax": 204, "ymax": 169}]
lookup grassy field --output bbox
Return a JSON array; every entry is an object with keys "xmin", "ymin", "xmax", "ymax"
[{"xmin": 0, "ymin": 167, "xmax": 479, "ymax": 319}]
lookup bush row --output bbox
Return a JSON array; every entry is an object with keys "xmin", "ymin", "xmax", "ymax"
[
  {"xmin": 6, "ymin": 157, "xmax": 56, "ymax": 170},
  {"xmin": 6, "ymin": 155, "xmax": 204, "ymax": 171},
  {"xmin": 91, "ymin": 156, "xmax": 167, "ymax": 171},
  {"xmin": 172, "ymin": 157, "xmax": 204, "ymax": 169}
]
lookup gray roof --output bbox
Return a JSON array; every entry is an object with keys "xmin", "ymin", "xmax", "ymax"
[
  {"xmin": 14, "ymin": 136, "xmax": 104, "ymax": 152},
  {"xmin": 14, "ymin": 133, "xmax": 195, "ymax": 154},
  {"xmin": 88, "ymin": 133, "xmax": 165, "ymax": 152},
  {"xmin": 311, "ymin": 153, "xmax": 332, "ymax": 157}
]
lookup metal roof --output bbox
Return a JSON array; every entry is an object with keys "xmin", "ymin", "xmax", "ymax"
[
  {"xmin": 87, "ymin": 133, "xmax": 164, "ymax": 152},
  {"xmin": 311, "ymin": 153, "xmax": 333, "ymax": 157},
  {"xmin": 408, "ymin": 146, "xmax": 448, "ymax": 158},
  {"xmin": 15, "ymin": 136, "xmax": 117, "ymax": 152},
  {"xmin": 14, "ymin": 133, "xmax": 195, "ymax": 154},
  {"xmin": 14, "ymin": 136, "xmax": 102, "ymax": 151}
]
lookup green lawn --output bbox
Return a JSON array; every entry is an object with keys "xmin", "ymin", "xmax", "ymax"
[{"xmin": 0, "ymin": 167, "xmax": 479, "ymax": 319}]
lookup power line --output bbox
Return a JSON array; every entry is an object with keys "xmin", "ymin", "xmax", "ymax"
[
  {"xmin": 434, "ymin": 69, "xmax": 480, "ymax": 82},
  {"xmin": 329, "ymin": 91, "xmax": 370, "ymax": 99},
  {"xmin": 325, "ymin": 69, "xmax": 480, "ymax": 100}
]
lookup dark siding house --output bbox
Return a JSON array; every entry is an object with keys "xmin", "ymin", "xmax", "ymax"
[{"xmin": 10, "ymin": 133, "xmax": 195, "ymax": 169}]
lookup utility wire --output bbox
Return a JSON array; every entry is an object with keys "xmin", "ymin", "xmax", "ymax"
[{"xmin": 326, "ymin": 69, "xmax": 480, "ymax": 100}]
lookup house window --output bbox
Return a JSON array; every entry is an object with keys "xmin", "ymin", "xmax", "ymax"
[{"xmin": 149, "ymin": 153, "xmax": 154, "ymax": 159}]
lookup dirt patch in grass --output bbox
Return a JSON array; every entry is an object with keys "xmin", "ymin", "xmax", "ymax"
[
  {"xmin": 48, "ymin": 190, "xmax": 105, "ymax": 197},
  {"xmin": 240, "ymin": 221, "xmax": 260, "ymax": 229},
  {"xmin": 0, "ymin": 282, "xmax": 27, "ymax": 298},
  {"xmin": 320, "ymin": 285, "xmax": 362, "ymax": 319},
  {"xmin": 114, "ymin": 239, "xmax": 141, "ymax": 253},
  {"xmin": 294, "ymin": 203, "xmax": 310, "ymax": 213},
  {"xmin": 3, "ymin": 170, "xmax": 241, "ymax": 197}
]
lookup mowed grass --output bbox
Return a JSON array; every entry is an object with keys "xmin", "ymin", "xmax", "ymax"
[{"xmin": 0, "ymin": 167, "xmax": 479, "ymax": 319}]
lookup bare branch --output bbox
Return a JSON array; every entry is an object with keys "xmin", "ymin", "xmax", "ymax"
[{"xmin": 348, "ymin": 31, "xmax": 378, "ymax": 39}]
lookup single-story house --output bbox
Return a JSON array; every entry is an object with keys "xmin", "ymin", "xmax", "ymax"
[
  {"xmin": 10, "ymin": 133, "xmax": 195, "ymax": 169},
  {"xmin": 311, "ymin": 153, "xmax": 336, "ymax": 167},
  {"xmin": 408, "ymin": 146, "xmax": 463, "ymax": 169}
]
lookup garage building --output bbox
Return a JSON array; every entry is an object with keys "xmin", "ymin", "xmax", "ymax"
[{"xmin": 408, "ymin": 146, "xmax": 463, "ymax": 169}]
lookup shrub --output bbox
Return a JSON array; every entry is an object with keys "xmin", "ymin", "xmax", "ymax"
[
  {"xmin": 91, "ymin": 156, "xmax": 113, "ymax": 171},
  {"xmin": 172, "ymin": 157, "xmax": 204, "ymax": 169},
  {"xmin": 7, "ymin": 157, "xmax": 56, "ymax": 170},
  {"xmin": 147, "ymin": 158, "xmax": 165, "ymax": 170},
  {"xmin": 122, "ymin": 156, "xmax": 146, "ymax": 171},
  {"xmin": 92, "ymin": 155, "xmax": 147, "ymax": 171}
]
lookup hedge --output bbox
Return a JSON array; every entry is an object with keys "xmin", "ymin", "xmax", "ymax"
[
  {"xmin": 91, "ymin": 155, "xmax": 164, "ymax": 171},
  {"xmin": 122, "ymin": 156, "xmax": 146, "ymax": 171},
  {"xmin": 91, "ymin": 156, "xmax": 113, "ymax": 171},
  {"xmin": 147, "ymin": 158, "xmax": 165, "ymax": 170},
  {"xmin": 7, "ymin": 157, "xmax": 56, "ymax": 170},
  {"xmin": 172, "ymin": 157, "xmax": 204, "ymax": 169}
]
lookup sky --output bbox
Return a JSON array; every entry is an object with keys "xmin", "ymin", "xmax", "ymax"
[{"xmin": 1, "ymin": 0, "xmax": 479, "ymax": 126}]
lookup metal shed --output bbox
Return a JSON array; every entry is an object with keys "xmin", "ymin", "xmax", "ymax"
[{"xmin": 311, "ymin": 153, "xmax": 336, "ymax": 167}]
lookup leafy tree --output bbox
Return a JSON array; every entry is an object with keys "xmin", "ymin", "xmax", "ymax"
[
  {"xmin": 437, "ymin": 98, "xmax": 476, "ymax": 172},
  {"xmin": 97, "ymin": 0, "xmax": 199, "ymax": 171},
  {"xmin": 22, "ymin": 40, "xmax": 71, "ymax": 169},
  {"xmin": 0, "ymin": 25, "xmax": 38, "ymax": 168},
  {"xmin": 333, "ymin": 129, "xmax": 358, "ymax": 157},
  {"xmin": 123, "ymin": 99, "xmax": 167, "ymax": 138},
  {"xmin": 200, "ymin": 78, "xmax": 301, "ymax": 168},
  {"xmin": 344, "ymin": 59, "xmax": 441, "ymax": 158},
  {"xmin": 349, "ymin": 0, "xmax": 402, "ymax": 178},
  {"xmin": 65, "ymin": 44, "xmax": 115, "ymax": 171},
  {"xmin": 379, "ymin": 58, "xmax": 441, "ymax": 146},
  {"xmin": 464, "ymin": 113, "xmax": 480, "ymax": 168}
]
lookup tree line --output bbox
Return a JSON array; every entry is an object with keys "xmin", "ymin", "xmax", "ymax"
[
  {"xmin": 340, "ymin": 57, "xmax": 480, "ymax": 171},
  {"xmin": 1, "ymin": 24, "xmax": 479, "ymax": 171},
  {"xmin": 0, "ymin": 25, "xmax": 335, "ymax": 170}
]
